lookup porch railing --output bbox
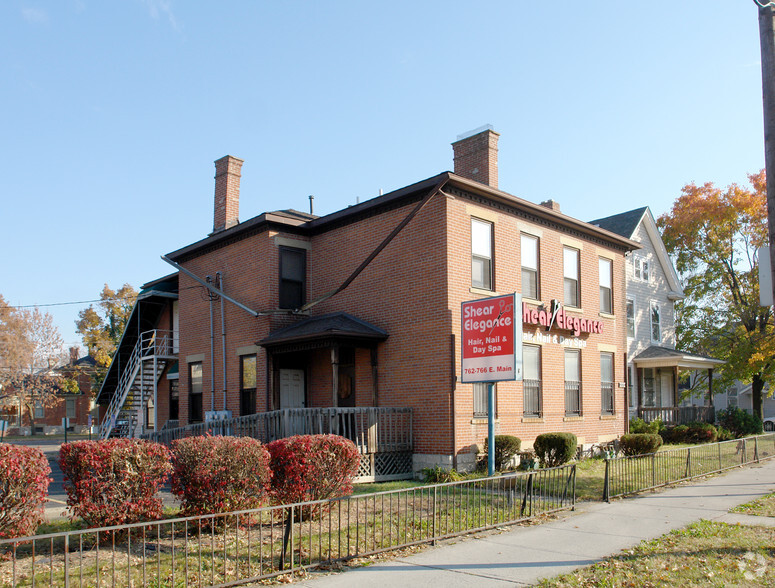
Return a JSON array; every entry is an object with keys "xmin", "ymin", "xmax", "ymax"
[
  {"xmin": 143, "ymin": 407, "xmax": 412, "ymax": 455},
  {"xmin": 638, "ymin": 405, "xmax": 715, "ymax": 425}
]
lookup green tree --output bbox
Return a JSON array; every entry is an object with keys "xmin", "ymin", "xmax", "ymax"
[
  {"xmin": 0, "ymin": 295, "xmax": 70, "ymax": 433},
  {"xmin": 75, "ymin": 284, "xmax": 137, "ymax": 389},
  {"xmin": 657, "ymin": 171, "xmax": 774, "ymax": 419}
]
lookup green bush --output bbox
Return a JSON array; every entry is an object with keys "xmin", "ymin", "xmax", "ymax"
[
  {"xmin": 661, "ymin": 424, "xmax": 689, "ymax": 444},
  {"xmin": 483, "ymin": 435, "xmax": 522, "ymax": 471},
  {"xmin": 685, "ymin": 421, "xmax": 718, "ymax": 444},
  {"xmin": 533, "ymin": 433, "xmax": 577, "ymax": 468},
  {"xmin": 717, "ymin": 426, "xmax": 734, "ymax": 441},
  {"xmin": 629, "ymin": 417, "xmax": 661, "ymax": 436},
  {"xmin": 619, "ymin": 433, "xmax": 663, "ymax": 456},
  {"xmin": 717, "ymin": 407, "xmax": 763, "ymax": 438},
  {"xmin": 422, "ymin": 466, "xmax": 462, "ymax": 483}
]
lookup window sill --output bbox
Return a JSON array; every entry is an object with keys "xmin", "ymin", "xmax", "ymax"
[
  {"xmin": 599, "ymin": 414, "xmax": 617, "ymax": 420},
  {"xmin": 564, "ymin": 306, "xmax": 583, "ymax": 314},
  {"xmin": 471, "ymin": 417, "xmax": 500, "ymax": 425},
  {"xmin": 599, "ymin": 312, "xmax": 615, "ymax": 319},
  {"xmin": 469, "ymin": 287, "xmax": 497, "ymax": 296},
  {"xmin": 522, "ymin": 297, "xmax": 542, "ymax": 306},
  {"xmin": 521, "ymin": 417, "xmax": 544, "ymax": 423},
  {"xmin": 563, "ymin": 416, "xmax": 583, "ymax": 422}
]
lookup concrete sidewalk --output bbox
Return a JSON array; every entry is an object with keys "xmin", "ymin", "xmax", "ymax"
[{"xmin": 295, "ymin": 460, "xmax": 775, "ymax": 587}]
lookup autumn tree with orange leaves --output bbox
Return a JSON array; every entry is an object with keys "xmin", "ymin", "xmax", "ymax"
[{"xmin": 658, "ymin": 170, "xmax": 774, "ymax": 420}]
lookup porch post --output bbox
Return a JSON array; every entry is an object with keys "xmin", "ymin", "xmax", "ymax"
[
  {"xmin": 266, "ymin": 350, "xmax": 275, "ymax": 411},
  {"xmin": 673, "ymin": 366, "xmax": 679, "ymax": 406},
  {"xmin": 636, "ymin": 367, "xmax": 643, "ymax": 417},
  {"xmin": 370, "ymin": 347, "xmax": 379, "ymax": 406},
  {"xmin": 331, "ymin": 346, "xmax": 340, "ymax": 407},
  {"xmin": 707, "ymin": 369, "xmax": 714, "ymax": 407}
]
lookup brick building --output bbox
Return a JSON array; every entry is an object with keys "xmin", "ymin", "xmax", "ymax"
[
  {"xmin": 2, "ymin": 349, "xmax": 96, "ymax": 435},
  {"xmin": 97, "ymin": 127, "xmax": 639, "ymax": 474}
]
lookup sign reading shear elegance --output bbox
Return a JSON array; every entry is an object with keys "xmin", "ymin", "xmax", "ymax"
[{"xmin": 461, "ymin": 293, "xmax": 522, "ymax": 383}]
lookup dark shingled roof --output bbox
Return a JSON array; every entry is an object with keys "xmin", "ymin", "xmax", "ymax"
[
  {"xmin": 259, "ymin": 312, "xmax": 388, "ymax": 347},
  {"xmin": 589, "ymin": 207, "xmax": 648, "ymax": 239}
]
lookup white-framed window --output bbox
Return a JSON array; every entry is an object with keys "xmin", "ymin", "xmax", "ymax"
[
  {"xmin": 600, "ymin": 352, "xmax": 614, "ymax": 415},
  {"xmin": 471, "ymin": 219, "xmax": 493, "ymax": 290},
  {"xmin": 473, "ymin": 382, "xmax": 495, "ymax": 417},
  {"xmin": 727, "ymin": 385, "xmax": 738, "ymax": 408},
  {"xmin": 650, "ymin": 302, "xmax": 661, "ymax": 342},
  {"xmin": 626, "ymin": 298, "xmax": 635, "ymax": 338},
  {"xmin": 599, "ymin": 257, "xmax": 612, "ymax": 314},
  {"xmin": 564, "ymin": 349, "xmax": 582, "ymax": 416},
  {"xmin": 521, "ymin": 234, "xmax": 539, "ymax": 299},
  {"xmin": 634, "ymin": 256, "xmax": 650, "ymax": 282},
  {"xmin": 523, "ymin": 344, "xmax": 542, "ymax": 417},
  {"xmin": 66, "ymin": 398, "xmax": 76, "ymax": 419},
  {"xmin": 563, "ymin": 247, "xmax": 580, "ymax": 308},
  {"xmin": 34, "ymin": 402, "xmax": 45, "ymax": 419}
]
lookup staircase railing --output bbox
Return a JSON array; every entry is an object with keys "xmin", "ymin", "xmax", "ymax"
[{"xmin": 98, "ymin": 330, "xmax": 175, "ymax": 439}]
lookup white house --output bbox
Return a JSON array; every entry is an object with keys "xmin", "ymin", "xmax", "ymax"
[{"xmin": 591, "ymin": 207, "xmax": 724, "ymax": 425}]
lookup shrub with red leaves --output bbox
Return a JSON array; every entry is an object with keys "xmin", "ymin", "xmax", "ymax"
[
  {"xmin": 170, "ymin": 435, "xmax": 272, "ymax": 517},
  {"xmin": 59, "ymin": 439, "xmax": 172, "ymax": 528},
  {"xmin": 266, "ymin": 434, "xmax": 360, "ymax": 515},
  {"xmin": 0, "ymin": 443, "xmax": 51, "ymax": 539}
]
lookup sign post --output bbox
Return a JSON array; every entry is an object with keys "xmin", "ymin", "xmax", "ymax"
[{"xmin": 461, "ymin": 293, "xmax": 522, "ymax": 476}]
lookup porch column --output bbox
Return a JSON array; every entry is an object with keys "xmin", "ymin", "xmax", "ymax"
[
  {"xmin": 707, "ymin": 369, "xmax": 714, "ymax": 407},
  {"xmin": 673, "ymin": 366, "xmax": 679, "ymax": 406},
  {"xmin": 636, "ymin": 367, "xmax": 643, "ymax": 416},
  {"xmin": 266, "ymin": 351, "xmax": 275, "ymax": 411},
  {"xmin": 331, "ymin": 346, "xmax": 340, "ymax": 407},
  {"xmin": 370, "ymin": 347, "xmax": 379, "ymax": 406}
]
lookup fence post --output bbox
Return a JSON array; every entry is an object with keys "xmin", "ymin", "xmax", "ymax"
[
  {"xmin": 742, "ymin": 439, "xmax": 747, "ymax": 465},
  {"xmin": 718, "ymin": 441, "xmax": 722, "ymax": 471},
  {"xmin": 432, "ymin": 485, "xmax": 437, "ymax": 545},
  {"xmin": 603, "ymin": 458, "xmax": 610, "ymax": 502},
  {"xmin": 651, "ymin": 453, "xmax": 656, "ymax": 488},
  {"xmin": 685, "ymin": 448, "xmax": 692, "ymax": 479},
  {"xmin": 755, "ymin": 437, "xmax": 760, "ymax": 463}
]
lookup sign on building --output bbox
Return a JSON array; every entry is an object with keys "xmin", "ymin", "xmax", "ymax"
[{"xmin": 461, "ymin": 293, "xmax": 522, "ymax": 383}]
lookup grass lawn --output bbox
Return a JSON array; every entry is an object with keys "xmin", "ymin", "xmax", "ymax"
[
  {"xmin": 538, "ymin": 519, "xmax": 775, "ymax": 587},
  {"xmin": 732, "ymin": 492, "xmax": 775, "ymax": 518}
]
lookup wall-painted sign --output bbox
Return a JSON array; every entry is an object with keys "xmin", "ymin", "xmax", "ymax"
[
  {"xmin": 461, "ymin": 293, "xmax": 522, "ymax": 383},
  {"xmin": 521, "ymin": 299, "xmax": 603, "ymax": 337}
]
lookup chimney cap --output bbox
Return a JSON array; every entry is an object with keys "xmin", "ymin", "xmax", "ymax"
[{"xmin": 455, "ymin": 124, "xmax": 497, "ymax": 142}]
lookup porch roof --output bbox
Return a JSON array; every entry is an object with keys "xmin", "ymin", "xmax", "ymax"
[
  {"xmin": 632, "ymin": 345, "xmax": 724, "ymax": 370},
  {"xmin": 259, "ymin": 312, "xmax": 388, "ymax": 351}
]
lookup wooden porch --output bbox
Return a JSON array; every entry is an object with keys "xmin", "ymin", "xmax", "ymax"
[
  {"xmin": 144, "ymin": 406, "xmax": 413, "ymax": 482},
  {"xmin": 638, "ymin": 405, "xmax": 715, "ymax": 426}
]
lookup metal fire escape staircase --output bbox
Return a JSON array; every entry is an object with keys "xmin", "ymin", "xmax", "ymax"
[{"xmin": 99, "ymin": 330, "xmax": 176, "ymax": 439}]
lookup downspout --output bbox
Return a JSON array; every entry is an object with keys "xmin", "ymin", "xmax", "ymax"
[
  {"xmin": 451, "ymin": 333, "xmax": 457, "ymax": 471},
  {"xmin": 217, "ymin": 272, "xmax": 227, "ymax": 412},
  {"xmin": 206, "ymin": 276, "xmax": 215, "ymax": 413}
]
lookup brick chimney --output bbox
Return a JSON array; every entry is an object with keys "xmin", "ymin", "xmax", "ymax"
[
  {"xmin": 212, "ymin": 155, "xmax": 244, "ymax": 234},
  {"xmin": 69, "ymin": 347, "xmax": 79, "ymax": 365},
  {"xmin": 540, "ymin": 199, "xmax": 561, "ymax": 213},
  {"xmin": 452, "ymin": 126, "xmax": 500, "ymax": 189}
]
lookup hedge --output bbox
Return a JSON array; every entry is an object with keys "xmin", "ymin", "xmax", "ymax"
[
  {"xmin": 482, "ymin": 435, "xmax": 522, "ymax": 471},
  {"xmin": 267, "ymin": 434, "xmax": 359, "ymax": 517},
  {"xmin": 619, "ymin": 433, "xmax": 663, "ymax": 456},
  {"xmin": 171, "ymin": 435, "xmax": 272, "ymax": 517},
  {"xmin": 0, "ymin": 443, "xmax": 51, "ymax": 538},
  {"xmin": 533, "ymin": 432, "xmax": 577, "ymax": 468},
  {"xmin": 59, "ymin": 439, "xmax": 172, "ymax": 528}
]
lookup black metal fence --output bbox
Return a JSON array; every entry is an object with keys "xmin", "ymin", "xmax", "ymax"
[
  {"xmin": 603, "ymin": 433, "xmax": 775, "ymax": 501},
  {"xmin": 0, "ymin": 464, "xmax": 576, "ymax": 587}
]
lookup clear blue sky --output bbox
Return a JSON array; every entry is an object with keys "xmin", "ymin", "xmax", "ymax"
[{"xmin": 0, "ymin": 1, "xmax": 766, "ymax": 350}]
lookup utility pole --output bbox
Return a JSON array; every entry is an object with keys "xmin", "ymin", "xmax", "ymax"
[{"xmin": 756, "ymin": 1, "xmax": 775, "ymax": 307}]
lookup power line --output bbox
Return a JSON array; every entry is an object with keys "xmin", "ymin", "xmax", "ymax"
[{"xmin": 1, "ymin": 284, "xmax": 203, "ymax": 311}]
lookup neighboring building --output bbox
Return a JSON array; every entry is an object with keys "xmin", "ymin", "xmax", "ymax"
[
  {"xmin": 0, "ymin": 348, "xmax": 97, "ymax": 435},
  {"xmin": 590, "ymin": 208, "xmax": 723, "ymax": 426},
  {"xmin": 98, "ymin": 127, "xmax": 640, "ymax": 475}
]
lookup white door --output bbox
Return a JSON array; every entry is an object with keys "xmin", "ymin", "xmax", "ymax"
[
  {"xmin": 660, "ymin": 371, "xmax": 673, "ymax": 407},
  {"xmin": 280, "ymin": 369, "xmax": 305, "ymax": 409}
]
